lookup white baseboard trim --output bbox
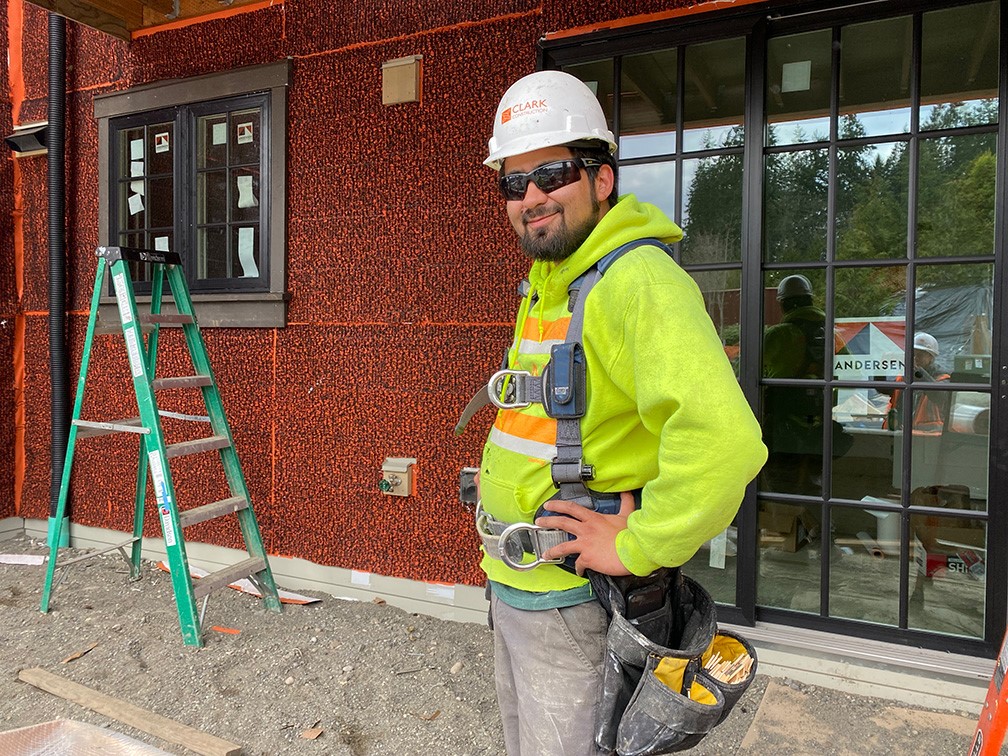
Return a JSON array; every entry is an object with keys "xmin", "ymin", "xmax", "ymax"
[
  {"xmin": 0, "ymin": 517, "xmax": 993, "ymax": 715},
  {"xmin": 14, "ymin": 517, "xmax": 488, "ymax": 625}
]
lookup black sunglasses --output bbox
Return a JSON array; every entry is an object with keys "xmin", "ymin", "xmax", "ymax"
[{"xmin": 498, "ymin": 158, "xmax": 602, "ymax": 201}]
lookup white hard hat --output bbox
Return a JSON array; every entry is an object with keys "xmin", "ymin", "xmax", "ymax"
[
  {"xmin": 776, "ymin": 274, "xmax": 813, "ymax": 301},
  {"xmin": 485, "ymin": 70, "xmax": 617, "ymax": 170},
  {"xmin": 913, "ymin": 332, "xmax": 939, "ymax": 357}
]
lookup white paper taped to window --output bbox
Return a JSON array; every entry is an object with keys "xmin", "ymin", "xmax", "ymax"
[
  {"xmin": 237, "ymin": 227, "xmax": 259, "ymax": 278},
  {"xmin": 130, "ymin": 180, "xmax": 144, "ymax": 196},
  {"xmin": 237, "ymin": 174, "xmax": 258, "ymax": 209},
  {"xmin": 128, "ymin": 193, "xmax": 144, "ymax": 215},
  {"xmin": 154, "ymin": 132, "xmax": 169, "ymax": 153},
  {"xmin": 130, "ymin": 161, "xmax": 144, "ymax": 177},
  {"xmin": 212, "ymin": 122, "xmax": 227, "ymax": 145},
  {"xmin": 237, "ymin": 122, "xmax": 254, "ymax": 145},
  {"xmin": 154, "ymin": 236, "xmax": 169, "ymax": 252},
  {"xmin": 130, "ymin": 138, "xmax": 144, "ymax": 160}
]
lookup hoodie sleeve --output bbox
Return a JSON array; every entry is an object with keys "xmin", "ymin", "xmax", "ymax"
[{"xmin": 606, "ymin": 264, "xmax": 768, "ymax": 575}]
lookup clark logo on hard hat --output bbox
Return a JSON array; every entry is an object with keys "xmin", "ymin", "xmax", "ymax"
[{"xmin": 485, "ymin": 70, "xmax": 617, "ymax": 170}]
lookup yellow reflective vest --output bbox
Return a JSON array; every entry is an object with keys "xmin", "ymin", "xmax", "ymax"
[{"xmin": 479, "ymin": 195, "xmax": 768, "ymax": 592}]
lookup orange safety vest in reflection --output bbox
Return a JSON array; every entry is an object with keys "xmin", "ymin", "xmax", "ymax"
[{"xmin": 882, "ymin": 374, "xmax": 951, "ymax": 434}]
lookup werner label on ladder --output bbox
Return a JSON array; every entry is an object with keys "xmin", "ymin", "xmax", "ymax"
[{"xmin": 40, "ymin": 246, "xmax": 282, "ymax": 647}]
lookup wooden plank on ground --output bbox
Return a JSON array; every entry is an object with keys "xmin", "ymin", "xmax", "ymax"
[{"xmin": 17, "ymin": 667, "xmax": 241, "ymax": 756}]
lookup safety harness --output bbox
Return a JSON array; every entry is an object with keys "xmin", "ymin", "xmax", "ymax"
[{"xmin": 455, "ymin": 237, "xmax": 672, "ymax": 572}]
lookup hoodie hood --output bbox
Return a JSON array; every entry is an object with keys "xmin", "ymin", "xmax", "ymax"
[{"xmin": 526, "ymin": 194, "xmax": 683, "ymax": 301}]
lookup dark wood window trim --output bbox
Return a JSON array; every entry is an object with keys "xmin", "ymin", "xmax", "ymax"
[{"xmin": 95, "ymin": 60, "xmax": 290, "ymax": 328}]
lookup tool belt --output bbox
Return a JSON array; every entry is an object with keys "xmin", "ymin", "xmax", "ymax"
[{"xmin": 588, "ymin": 568, "xmax": 757, "ymax": 755}]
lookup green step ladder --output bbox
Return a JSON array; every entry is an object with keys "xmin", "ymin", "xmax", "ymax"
[{"xmin": 40, "ymin": 245, "xmax": 282, "ymax": 646}]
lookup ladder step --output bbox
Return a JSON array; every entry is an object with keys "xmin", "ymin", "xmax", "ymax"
[
  {"xmin": 55, "ymin": 537, "xmax": 140, "ymax": 568},
  {"xmin": 139, "ymin": 313, "xmax": 194, "ymax": 326},
  {"xmin": 178, "ymin": 496, "xmax": 248, "ymax": 529},
  {"xmin": 151, "ymin": 375, "xmax": 213, "ymax": 391},
  {"xmin": 165, "ymin": 435, "xmax": 230, "ymax": 459},
  {"xmin": 192, "ymin": 557, "xmax": 266, "ymax": 600},
  {"xmin": 94, "ymin": 320, "xmax": 156, "ymax": 336},
  {"xmin": 73, "ymin": 418, "xmax": 150, "ymax": 438}
]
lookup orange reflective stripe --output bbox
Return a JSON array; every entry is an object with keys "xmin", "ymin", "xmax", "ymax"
[
  {"xmin": 521, "ymin": 315, "xmax": 571, "ymax": 343},
  {"xmin": 495, "ymin": 410, "xmax": 557, "ymax": 445}
]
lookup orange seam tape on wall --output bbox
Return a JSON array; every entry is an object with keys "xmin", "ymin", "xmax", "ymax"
[{"xmin": 543, "ymin": 0, "xmax": 768, "ymax": 41}]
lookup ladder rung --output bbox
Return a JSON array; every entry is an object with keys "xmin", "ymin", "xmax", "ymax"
[
  {"xmin": 94, "ymin": 321, "xmax": 156, "ymax": 336},
  {"xmin": 192, "ymin": 557, "xmax": 266, "ymax": 600},
  {"xmin": 73, "ymin": 418, "xmax": 150, "ymax": 438},
  {"xmin": 140, "ymin": 313, "xmax": 194, "ymax": 326},
  {"xmin": 55, "ymin": 537, "xmax": 140, "ymax": 568},
  {"xmin": 151, "ymin": 375, "xmax": 213, "ymax": 391},
  {"xmin": 178, "ymin": 496, "xmax": 248, "ymax": 529},
  {"xmin": 165, "ymin": 435, "xmax": 230, "ymax": 459}
]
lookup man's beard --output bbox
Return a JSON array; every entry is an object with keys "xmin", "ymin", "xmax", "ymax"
[{"xmin": 518, "ymin": 195, "xmax": 600, "ymax": 262}]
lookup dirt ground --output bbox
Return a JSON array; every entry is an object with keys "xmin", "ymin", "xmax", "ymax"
[{"xmin": 0, "ymin": 533, "xmax": 988, "ymax": 755}]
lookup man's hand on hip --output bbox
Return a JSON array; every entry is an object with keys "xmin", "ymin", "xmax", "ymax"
[{"xmin": 535, "ymin": 491, "xmax": 635, "ymax": 577}]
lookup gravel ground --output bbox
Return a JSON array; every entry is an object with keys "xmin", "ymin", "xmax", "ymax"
[{"xmin": 0, "ymin": 533, "xmax": 988, "ymax": 755}]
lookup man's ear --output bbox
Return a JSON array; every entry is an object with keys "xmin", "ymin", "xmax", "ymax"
[{"xmin": 594, "ymin": 163, "xmax": 616, "ymax": 205}]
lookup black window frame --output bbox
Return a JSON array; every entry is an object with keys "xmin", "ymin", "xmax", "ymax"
[{"xmin": 541, "ymin": 0, "xmax": 1007, "ymax": 658}]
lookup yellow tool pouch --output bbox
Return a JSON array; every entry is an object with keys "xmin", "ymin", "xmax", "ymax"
[{"xmin": 588, "ymin": 569, "xmax": 756, "ymax": 755}]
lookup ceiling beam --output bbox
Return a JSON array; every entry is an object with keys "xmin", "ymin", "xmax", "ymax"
[{"xmin": 26, "ymin": 0, "xmax": 133, "ymax": 39}]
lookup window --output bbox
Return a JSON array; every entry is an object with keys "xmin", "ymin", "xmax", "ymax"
[
  {"xmin": 546, "ymin": 0, "xmax": 1004, "ymax": 654},
  {"xmin": 95, "ymin": 62, "xmax": 289, "ymax": 327}
]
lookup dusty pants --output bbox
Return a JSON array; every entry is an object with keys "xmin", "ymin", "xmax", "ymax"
[{"xmin": 491, "ymin": 591, "xmax": 610, "ymax": 755}]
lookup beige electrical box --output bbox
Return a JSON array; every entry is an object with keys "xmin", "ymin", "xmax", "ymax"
[
  {"xmin": 380, "ymin": 457, "xmax": 417, "ymax": 497},
  {"xmin": 382, "ymin": 55, "xmax": 422, "ymax": 105}
]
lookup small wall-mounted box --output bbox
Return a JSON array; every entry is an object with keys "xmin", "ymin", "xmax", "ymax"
[
  {"xmin": 380, "ymin": 457, "xmax": 417, "ymax": 497},
  {"xmin": 382, "ymin": 55, "xmax": 423, "ymax": 105}
]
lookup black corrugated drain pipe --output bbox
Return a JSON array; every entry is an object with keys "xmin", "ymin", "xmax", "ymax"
[{"xmin": 46, "ymin": 13, "xmax": 69, "ymax": 549}]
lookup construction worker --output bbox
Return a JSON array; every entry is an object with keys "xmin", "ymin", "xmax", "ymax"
[
  {"xmin": 760, "ymin": 274, "xmax": 845, "ymax": 494},
  {"xmin": 884, "ymin": 332, "xmax": 951, "ymax": 434},
  {"xmin": 473, "ymin": 70, "xmax": 767, "ymax": 755}
]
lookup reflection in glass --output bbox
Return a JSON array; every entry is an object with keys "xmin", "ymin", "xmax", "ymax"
[
  {"xmin": 763, "ymin": 149, "xmax": 827, "ymax": 263},
  {"xmin": 838, "ymin": 16, "xmax": 912, "ymax": 137},
  {"xmin": 620, "ymin": 48, "xmax": 677, "ymax": 159},
  {"xmin": 620, "ymin": 162, "xmax": 675, "ymax": 221},
  {"xmin": 685, "ymin": 517, "xmax": 738, "ymax": 605},
  {"xmin": 921, "ymin": 2, "xmax": 999, "ymax": 129},
  {"xmin": 831, "ymin": 389, "xmax": 894, "ymax": 502},
  {"xmin": 760, "ymin": 385, "xmax": 825, "ymax": 497},
  {"xmin": 198, "ymin": 170, "xmax": 227, "ymax": 225},
  {"xmin": 198, "ymin": 227, "xmax": 228, "ymax": 279},
  {"xmin": 766, "ymin": 29, "xmax": 831, "ymax": 146},
  {"xmin": 763, "ymin": 268, "xmax": 828, "ymax": 378},
  {"xmin": 691, "ymin": 268, "xmax": 742, "ymax": 375},
  {"xmin": 564, "ymin": 60, "xmax": 615, "ymax": 132},
  {"xmin": 683, "ymin": 37, "xmax": 745, "ymax": 152},
  {"xmin": 147, "ymin": 176, "xmax": 173, "ymax": 229},
  {"xmin": 917, "ymin": 134, "xmax": 997, "ymax": 258},
  {"xmin": 830, "ymin": 506, "xmax": 900, "ymax": 626},
  {"xmin": 836, "ymin": 142, "xmax": 909, "ymax": 260},
  {"xmin": 757, "ymin": 499, "xmax": 820, "ymax": 614},
  {"xmin": 198, "ymin": 113, "xmax": 228, "ymax": 169},
  {"xmin": 681, "ymin": 154, "xmax": 741, "ymax": 265},
  {"xmin": 908, "ymin": 513, "xmax": 985, "ymax": 638}
]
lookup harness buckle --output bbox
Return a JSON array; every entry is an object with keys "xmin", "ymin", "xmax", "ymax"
[
  {"xmin": 498, "ymin": 522, "xmax": 566, "ymax": 571},
  {"xmin": 487, "ymin": 369, "xmax": 535, "ymax": 410}
]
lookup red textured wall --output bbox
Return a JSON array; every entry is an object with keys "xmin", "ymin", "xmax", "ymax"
[{"xmin": 7, "ymin": 0, "xmax": 716, "ymax": 585}]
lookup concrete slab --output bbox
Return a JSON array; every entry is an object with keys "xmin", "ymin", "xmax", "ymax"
[{"xmin": 739, "ymin": 678, "xmax": 995, "ymax": 755}]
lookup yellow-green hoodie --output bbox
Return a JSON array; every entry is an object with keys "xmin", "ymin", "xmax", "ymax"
[{"xmin": 479, "ymin": 195, "xmax": 767, "ymax": 592}]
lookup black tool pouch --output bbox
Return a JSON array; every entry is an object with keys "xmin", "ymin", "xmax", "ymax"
[{"xmin": 588, "ymin": 569, "xmax": 756, "ymax": 755}]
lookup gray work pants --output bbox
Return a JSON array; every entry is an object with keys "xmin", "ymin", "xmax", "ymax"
[{"xmin": 491, "ymin": 591, "xmax": 611, "ymax": 755}]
